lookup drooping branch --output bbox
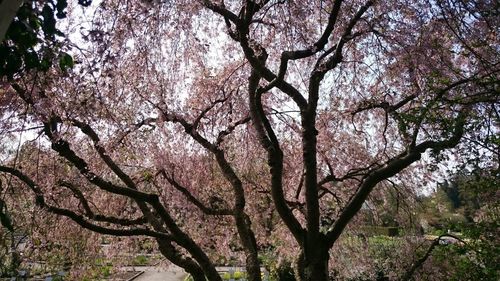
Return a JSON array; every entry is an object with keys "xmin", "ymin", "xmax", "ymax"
[
  {"xmin": 193, "ymin": 95, "xmax": 230, "ymax": 130},
  {"xmin": 216, "ymin": 116, "xmax": 251, "ymax": 146},
  {"xmin": 159, "ymin": 93, "xmax": 261, "ymax": 281},
  {"xmin": 70, "ymin": 119, "xmax": 141, "ymax": 191},
  {"xmin": 159, "ymin": 110, "xmax": 247, "ymax": 214},
  {"xmin": 300, "ymin": 3, "xmax": 374, "ymax": 246},
  {"xmin": 113, "ymin": 117, "xmax": 157, "ymax": 145},
  {"xmin": 43, "ymin": 126, "xmax": 156, "ymax": 202},
  {"xmin": 202, "ymin": 0, "xmax": 239, "ymax": 24},
  {"xmin": 352, "ymin": 94, "xmax": 418, "ymax": 115},
  {"xmin": 259, "ymin": 0, "xmax": 344, "ymax": 93},
  {"xmin": 8, "ymin": 81, "xmax": 221, "ymax": 281},
  {"xmin": 66, "ymin": 119, "xmax": 221, "ymax": 281},
  {"xmin": 160, "ymin": 112, "xmax": 218, "ymax": 152}
]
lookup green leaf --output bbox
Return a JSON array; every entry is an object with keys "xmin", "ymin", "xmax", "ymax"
[
  {"xmin": 28, "ymin": 15, "xmax": 42, "ymax": 31},
  {"xmin": 59, "ymin": 52, "xmax": 74, "ymax": 71},
  {"xmin": 24, "ymin": 51, "xmax": 40, "ymax": 69},
  {"xmin": 40, "ymin": 57, "xmax": 52, "ymax": 71}
]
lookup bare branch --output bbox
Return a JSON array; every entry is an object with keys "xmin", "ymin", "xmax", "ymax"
[
  {"xmin": 352, "ymin": 94, "xmax": 418, "ymax": 115},
  {"xmin": 113, "ymin": 117, "xmax": 157, "ymax": 145},
  {"xmin": 193, "ymin": 94, "xmax": 230, "ymax": 130},
  {"xmin": 259, "ymin": 0, "xmax": 343, "ymax": 93}
]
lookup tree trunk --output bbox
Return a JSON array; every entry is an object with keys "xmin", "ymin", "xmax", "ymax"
[
  {"xmin": 157, "ymin": 239, "xmax": 222, "ymax": 281},
  {"xmin": 303, "ymin": 259, "xmax": 329, "ymax": 281},
  {"xmin": 245, "ymin": 251, "xmax": 262, "ymax": 281},
  {"xmin": 295, "ymin": 249, "xmax": 330, "ymax": 281}
]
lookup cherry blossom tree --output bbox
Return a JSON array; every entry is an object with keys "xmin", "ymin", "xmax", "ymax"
[{"xmin": 0, "ymin": 0, "xmax": 498, "ymax": 280}]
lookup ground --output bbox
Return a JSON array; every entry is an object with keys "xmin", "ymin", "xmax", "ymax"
[{"xmin": 119, "ymin": 265, "xmax": 186, "ymax": 281}]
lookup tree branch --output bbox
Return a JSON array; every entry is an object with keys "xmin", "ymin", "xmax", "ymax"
[
  {"xmin": 401, "ymin": 234, "xmax": 466, "ymax": 281},
  {"xmin": 0, "ymin": 165, "xmax": 172, "ymax": 239},
  {"xmin": 57, "ymin": 180, "xmax": 149, "ymax": 226},
  {"xmin": 326, "ymin": 110, "xmax": 468, "ymax": 247},
  {"xmin": 316, "ymin": 0, "xmax": 373, "ymax": 74},
  {"xmin": 216, "ymin": 116, "xmax": 251, "ymax": 146},
  {"xmin": 160, "ymin": 170, "xmax": 233, "ymax": 216}
]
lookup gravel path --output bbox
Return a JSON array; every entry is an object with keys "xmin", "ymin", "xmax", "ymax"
[
  {"xmin": 131, "ymin": 265, "xmax": 186, "ymax": 281},
  {"xmin": 133, "ymin": 270, "xmax": 186, "ymax": 281}
]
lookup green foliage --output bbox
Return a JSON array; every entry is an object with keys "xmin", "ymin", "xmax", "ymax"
[
  {"xmin": 100, "ymin": 265, "xmax": 112, "ymax": 278},
  {"xmin": 259, "ymin": 251, "xmax": 295, "ymax": 281},
  {"xmin": 432, "ymin": 234, "xmax": 499, "ymax": 281},
  {"xmin": 58, "ymin": 52, "xmax": 74, "ymax": 72},
  {"xmin": 221, "ymin": 272, "xmax": 231, "ymax": 280},
  {"xmin": 221, "ymin": 270, "xmax": 247, "ymax": 280},
  {"xmin": 415, "ymin": 167, "xmax": 499, "ymax": 280},
  {"xmin": 0, "ymin": 0, "xmax": 91, "ymax": 78},
  {"xmin": 83, "ymin": 260, "xmax": 113, "ymax": 281},
  {"xmin": 233, "ymin": 271, "xmax": 245, "ymax": 279},
  {"xmin": 132, "ymin": 255, "xmax": 149, "ymax": 266}
]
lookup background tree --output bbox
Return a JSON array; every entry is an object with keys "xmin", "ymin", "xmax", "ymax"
[
  {"xmin": 407, "ymin": 166, "xmax": 499, "ymax": 281},
  {"xmin": 0, "ymin": 1, "xmax": 498, "ymax": 281}
]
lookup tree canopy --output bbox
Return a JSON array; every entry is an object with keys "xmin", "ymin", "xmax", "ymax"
[{"xmin": 0, "ymin": 1, "xmax": 498, "ymax": 280}]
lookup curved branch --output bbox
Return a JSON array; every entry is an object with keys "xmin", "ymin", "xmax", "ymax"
[
  {"xmin": 316, "ymin": 0, "xmax": 374, "ymax": 74},
  {"xmin": 0, "ymin": 165, "xmax": 172, "ymax": 240},
  {"xmin": 259, "ymin": 0, "xmax": 343, "ymax": 94},
  {"xmin": 352, "ymin": 94, "xmax": 417, "ymax": 115},
  {"xmin": 58, "ymin": 180, "xmax": 149, "ymax": 226},
  {"xmin": 70, "ymin": 119, "xmax": 140, "ymax": 191},
  {"xmin": 160, "ymin": 113, "xmax": 217, "ymax": 152},
  {"xmin": 193, "ymin": 95, "xmax": 230, "ymax": 130},
  {"xmin": 326, "ymin": 111, "xmax": 468, "ymax": 247},
  {"xmin": 204, "ymin": 0, "xmax": 307, "ymax": 109}
]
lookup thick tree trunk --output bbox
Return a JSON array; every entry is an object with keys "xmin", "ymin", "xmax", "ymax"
[
  {"xmin": 295, "ymin": 248, "xmax": 330, "ymax": 281},
  {"xmin": 303, "ymin": 259, "xmax": 329, "ymax": 281},
  {"xmin": 245, "ymin": 251, "xmax": 262, "ymax": 281},
  {"xmin": 188, "ymin": 269, "xmax": 207, "ymax": 281},
  {"xmin": 235, "ymin": 213, "xmax": 262, "ymax": 281}
]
